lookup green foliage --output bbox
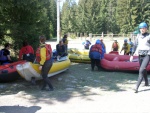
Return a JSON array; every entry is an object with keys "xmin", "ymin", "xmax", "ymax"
[
  {"xmin": 0, "ymin": 0, "xmax": 57, "ymax": 57},
  {"xmin": 61, "ymin": 0, "xmax": 150, "ymax": 35}
]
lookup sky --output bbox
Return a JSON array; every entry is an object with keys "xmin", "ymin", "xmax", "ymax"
[{"xmin": 60, "ymin": 0, "xmax": 79, "ymax": 7}]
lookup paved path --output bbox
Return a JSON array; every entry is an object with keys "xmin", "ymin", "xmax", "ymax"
[{"xmin": 0, "ymin": 88, "xmax": 150, "ymax": 113}]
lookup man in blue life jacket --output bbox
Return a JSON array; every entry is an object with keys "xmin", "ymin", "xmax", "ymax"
[{"xmin": 0, "ymin": 43, "xmax": 12, "ymax": 65}]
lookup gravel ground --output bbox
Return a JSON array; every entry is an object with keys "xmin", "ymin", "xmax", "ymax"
[
  {"xmin": 0, "ymin": 38, "xmax": 150, "ymax": 113},
  {"xmin": 0, "ymin": 62, "xmax": 150, "ymax": 113}
]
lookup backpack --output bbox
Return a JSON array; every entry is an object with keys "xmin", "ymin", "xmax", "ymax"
[{"xmin": 0, "ymin": 50, "xmax": 7, "ymax": 61}]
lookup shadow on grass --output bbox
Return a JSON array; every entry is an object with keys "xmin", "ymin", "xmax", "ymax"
[
  {"xmin": 0, "ymin": 106, "xmax": 41, "ymax": 113},
  {"xmin": 0, "ymin": 62, "xmax": 139, "ymax": 104}
]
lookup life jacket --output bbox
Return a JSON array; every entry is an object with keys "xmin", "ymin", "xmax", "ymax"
[
  {"xmin": 113, "ymin": 42, "xmax": 118, "ymax": 48},
  {"xmin": 0, "ymin": 50, "xmax": 8, "ymax": 61},
  {"xmin": 62, "ymin": 38, "xmax": 68, "ymax": 45},
  {"xmin": 123, "ymin": 44, "xmax": 128, "ymax": 50},
  {"xmin": 36, "ymin": 44, "xmax": 52, "ymax": 63},
  {"xmin": 90, "ymin": 44, "xmax": 102, "ymax": 53}
]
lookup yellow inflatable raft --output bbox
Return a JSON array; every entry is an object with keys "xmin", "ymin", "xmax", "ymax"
[
  {"xmin": 68, "ymin": 48, "xmax": 89, "ymax": 55},
  {"xmin": 68, "ymin": 48, "xmax": 90, "ymax": 63},
  {"xmin": 16, "ymin": 57, "xmax": 71, "ymax": 81},
  {"xmin": 68, "ymin": 54, "xmax": 90, "ymax": 63}
]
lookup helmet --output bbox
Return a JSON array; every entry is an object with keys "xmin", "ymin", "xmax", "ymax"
[
  {"xmin": 124, "ymin": 39, "xmax": 127, "ymax": 42},
  {"xmin": 139, "ymin": 22, "xmax": 148, "ymax": 29},
  {"xmin": 96, "ymin": 39, "xmax": 101, "ymax": 44}
]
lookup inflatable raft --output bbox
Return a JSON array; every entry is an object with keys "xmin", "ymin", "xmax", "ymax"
[
  {"xmin": 16, "ymin": 57, "xmax": 71, "ymax": 81},
  {"xmin": 0, "ymin": 60, "xmax": 26, "ymax": 82},
  {"xmin": 101, "ymin": 54, "xmax": 150, "ymax": 72},
  {"xmin": 68, "ymin": 48, "xmax": 89, "ymax": 55},
  {"xmin": 109, "ymin": 51, "xmax": 119, "ymax": 55},
  {"xmin": 68, "ymin": 53, "xmax": 90, "ymax": 63},
  {"xmin": 68, "ymin": 48, "xmax": 90, "ymax": 63}
]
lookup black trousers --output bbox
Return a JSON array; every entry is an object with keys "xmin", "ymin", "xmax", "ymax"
[
  {"xmin": 124, "ymin": 51, "xmax": 130, "ymax": 55},
  {"xmin": 41, "ymin": 59, "xmax": 53, "ymax": 90},
  {"xmin": 135, "ymin": 55, "xmax": 150, "ymax": 90},
  {"xmin": 90, "ymin": 58, "xmax": 101, "ymax": 70},
  {"xmin": 113, "ymin": 48, "xmax": 118, "ymax": 51},
  {"xmin": 23, "ymin": 53, "xmax": 35, "ymax": 62}
]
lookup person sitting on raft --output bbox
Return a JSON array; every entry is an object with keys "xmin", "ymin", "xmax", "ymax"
[
  {"xmin": 56, "ymin": 40, "xmax": 68, "ymax": 60},
  {"xmin": 0, "ymin": 43, "xmax": 13, "ymax": 65}
]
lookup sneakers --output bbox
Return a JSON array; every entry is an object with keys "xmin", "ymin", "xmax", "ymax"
[
  {"xmin": 31, "ymin": 77, "xmax": 36, "ymax": 85},
  {"xmin": 145, "ymin": 83, "xmax": 149, "ymax": 86},
  {"xmin": 134, "ymin": 90, "xmax": 138, "ymax": 93}
]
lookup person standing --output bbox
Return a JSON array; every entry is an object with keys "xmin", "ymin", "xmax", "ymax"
[
  {"xmin": 83, "ymin": 39, "xmax": 91, "ymax": 49},
  {"xmin": 128, "ymin": 38, "xmax": 134, "ymax": 55},
  {"xmin": 130, "ymin": 22, "xmax": 150, "ymax": 93},
  {"xmin": 120, "ymin": 39, "xmax": 130, "ymax": 55},
  {"xmin": 111, "ymin": 40, "xmax": 119, "ymax": 51},
  {"xmin": 36, "ymin": 35, "xmax": 54, "ymax": 91},
  {"xmin": 100, "ymin": 38, "xmax": 106, "ymax": 58},
  {"xmin": 0, "ymin": 43, "xmax": 12, "ymax": 65},
  {"xmin": 19, "ymin": 41, "xmax": 35, "ymax": 62},
  {"xmin": 62, "ymin": 34, "xmax": 68, "ymax": 52},
  {"xmin": 89, "ymin": 39, "xmax": 103, "ymax": 71}
]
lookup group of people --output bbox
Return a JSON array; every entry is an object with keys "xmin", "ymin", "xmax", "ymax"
[
  {"xmin": 0, "ymin": 35, "xmax": 68, "ymax": 65},
  {"xmin": 0, "ymin": 34, "xmax": 68, "ymax": 91},
  {"xmin": 86, "ymin": 22, "xmax": 150, "ymax": 93},
  {"xmin": 111, "ymin": 38, "xmax": 134, "ymax": 55},
  {"xmin": 0, "ymin": 41, "xmax": 35, "ymax": 65},
  {"xmin": 0, "ymin": 21, "xmax": 149, "ymax": 93},
  {"xmin": 111, "ymin": 22, "xmax": 150, "ymax": 93}
]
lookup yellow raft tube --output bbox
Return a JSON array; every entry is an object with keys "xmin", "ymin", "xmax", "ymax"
[
  {"xmin": 16, "ymin": 57, "xmax": 71, "ymax": 81},
  {"xmin": 68, "ymin": 48, "xmax": 90, "ymax": 63}
]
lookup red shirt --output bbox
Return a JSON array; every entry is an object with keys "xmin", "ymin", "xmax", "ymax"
[{"xmin": 19, "ymin": 45, "xmax": 34, "ymax": 60}]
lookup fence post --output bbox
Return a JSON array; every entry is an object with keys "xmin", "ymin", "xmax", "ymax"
[{"xmin": 102, "ymin": 32, "xmax": 104, "ymax": 38}]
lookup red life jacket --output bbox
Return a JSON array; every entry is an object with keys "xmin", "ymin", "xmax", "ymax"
[
  {"xmin": 113, "ymin": 42, "xmax": 118, "ymax": 48},
  {"xmin": 90, "ymin": 44, "xmax": 102, "ymax": 53},
  {"xmin": 36, "ymin": 44, "xmax": 52, "ymax": 63}
]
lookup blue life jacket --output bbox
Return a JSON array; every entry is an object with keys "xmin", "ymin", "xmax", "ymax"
[{"xmin": 0, "ymin": 50, "xmax": 8, "ymax": 61}]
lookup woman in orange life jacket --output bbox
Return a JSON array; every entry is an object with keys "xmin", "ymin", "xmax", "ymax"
[
  {"xmin": 19, "ymin": 41, "xmax": 35, "ymax": 62},
  {"xmin": 111, "ymin": 40, "xmax": 119, "ymax": 51},
  {"xmin": 36, "ymin": 35, "xmax": 54, "ymax": 91}
]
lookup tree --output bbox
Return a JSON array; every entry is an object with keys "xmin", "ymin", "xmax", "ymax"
[{"xmin": 0, "ymin": 0, "xmax": 57, "ymax": 57}]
